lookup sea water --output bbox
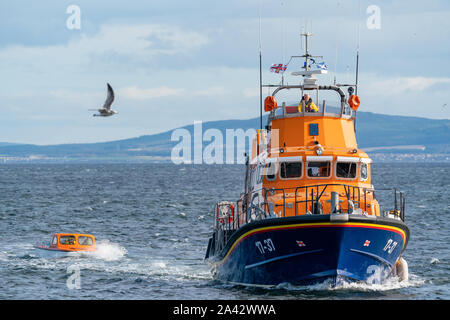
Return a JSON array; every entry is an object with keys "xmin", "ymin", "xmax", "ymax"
[{"xmin": 0, "ymin": 163, "xmax": 448, "ymax": 299}]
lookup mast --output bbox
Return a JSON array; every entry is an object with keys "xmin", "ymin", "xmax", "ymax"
[
  {"xmin": 298, "ymin": 27, "xmax": 323, "ymax": 75},
  {"xmin": 355, "ymin": 0, "xmax": 361, "ymax": 95},
  {"xmin": 301, "ymin": 30, "xmax": 312, "ymax": 71},
  {"xmin": 354, "ymin": 0, "xmax": 362, "ymax": 132},
  {"xmin": 258, "ymin": 0, "xmax": 263, "ymax": 130},
  {"xmin": 259, "ymin": 51, "xmax": 263, "ymax": 130}
]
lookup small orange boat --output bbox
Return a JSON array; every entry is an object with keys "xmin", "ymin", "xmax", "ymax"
[{"xmin": 34, "ymin": 233, "xmax": 96, "ymax": 257}]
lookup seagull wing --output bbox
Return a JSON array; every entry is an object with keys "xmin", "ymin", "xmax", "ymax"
[{"xmin": 102, "ymin": 83, "xmax": 115, "ymax": 110}]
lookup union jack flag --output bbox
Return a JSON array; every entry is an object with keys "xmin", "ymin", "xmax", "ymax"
[
  {"xmin": 296, "ymin": 240, "xmax": 306, "ymax": 247},
  {"xmin": 363, "ymin": 240, "xmax": 371, "ymax": 247},
  {"xmin": 270, "ymin": 63, "xmax": 287, "ymax": 73}
]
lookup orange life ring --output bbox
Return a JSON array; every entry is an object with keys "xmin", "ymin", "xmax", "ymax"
[
  {"xmin": 348, "ymin": 95, "xmax": 361, "ymax": 111},
  {"xmin": 264, "ymin": 96, "xmax": 278, "ymax": 112},
  {"xmin": 218, "ymin": 204, "xmax": 235, "ymax": 224}
]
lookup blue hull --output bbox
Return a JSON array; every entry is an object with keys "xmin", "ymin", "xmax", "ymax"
[{"xmin": 206, "ymin": 215, "xmax": 409, "ymax": 286}]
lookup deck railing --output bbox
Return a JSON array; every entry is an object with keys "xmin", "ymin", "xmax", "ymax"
[
  {"xmin": 214, "ymin": 184, "xmax": 406, "ymax": 230},
  {"xmin": 209, "ymin": 184, "xmax": 405, "ymax": 258},
  {"xmin": 258, "ymin": 184, "xmax": 371, "ymax": 216}
]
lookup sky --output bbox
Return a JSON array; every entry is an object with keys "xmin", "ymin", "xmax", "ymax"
[{"xmin": 0, "ymin": 0, "xmax": 449, "ymax": 145}]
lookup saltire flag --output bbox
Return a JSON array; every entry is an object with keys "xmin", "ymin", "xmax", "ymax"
[
  {"xmin": 296, "ymin": 240, "xmax": 306, "ymax": 247},
  {"xmin": 363, "ymin": 240, "xmax": 371, "ymax": 247},
  {"xmin": 270, "ymin": 63, "xmax": 287, "ymax": 73},
  {"xmin": 316, "ymin": 62, "xmax": 328, "ymax": 70}
]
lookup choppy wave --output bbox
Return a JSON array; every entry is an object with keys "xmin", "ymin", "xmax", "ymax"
[{"xmin": 0, "ymin": 163, "xmax": 448, "ymax": 299}]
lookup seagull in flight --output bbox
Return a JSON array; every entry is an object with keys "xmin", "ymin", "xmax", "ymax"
[{"xmin": 91, "ymin": 83, "xmax": 118, "ymax": 117}]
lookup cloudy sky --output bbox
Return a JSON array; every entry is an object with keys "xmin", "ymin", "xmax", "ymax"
[{"xmin": 1, "ymin": 0, "xmax": 449, "ymax": 145}]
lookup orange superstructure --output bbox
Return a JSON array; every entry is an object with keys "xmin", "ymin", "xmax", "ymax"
[
  {"xmin": 234, "ymin": 74, "xmax": 382, "ymax": 225},
  {"xmin": 250, "ymin": 108, "xmax": 378, "ymax": 217}
]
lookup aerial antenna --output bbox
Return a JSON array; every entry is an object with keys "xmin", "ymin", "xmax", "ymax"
[
  {"xmin": 355, "ymin": 0, "xmax": 361, "ymax": 95},
  {"xmin": 300, "ymin": 25, "xmax": 304, "ymax": 50},
  {"xmin": 280, "ymin": 0, "xmax": 285, "ymax": 85},
  {"xmin": 334, "ymin": 1, "xmax": 341, "ymax": 85},
  {"xmin": 293, "ymin": 22, "xmax": 323, "ymax": 75},
  {"xmin": 354, "ymin": 0, "xmax": 362, "ymax": 133},
  {"xmin": 301, "ymin": 21, "xmax": 313, "ymax": 71},
  {"xmin": 258, "ymin": 0, "xmax": 263, "ymax": 130}
]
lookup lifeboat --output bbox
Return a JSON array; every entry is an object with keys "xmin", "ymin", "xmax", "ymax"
[
  {"xmin": 34, "ymin": 233, "xmax": 96, "ymax": 257},
  {"xmin": 204, "ymin": 33, "xmax": 410, "ymax": 287}
]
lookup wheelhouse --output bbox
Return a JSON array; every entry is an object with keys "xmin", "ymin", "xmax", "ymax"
[{"xmin": 49, "ymin": 233, "xmax": 96, "ymax": 251}]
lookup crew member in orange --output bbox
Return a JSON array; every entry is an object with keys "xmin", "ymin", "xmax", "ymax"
[{"xmin": 298, "ymin": 93, "xmax": 319, "ymax": 112}]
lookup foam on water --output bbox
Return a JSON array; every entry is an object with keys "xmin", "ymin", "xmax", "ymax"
[
  {"xmin": 73, "ymin": 257, "xmax": 212, "ymax": 282},
  {"xmin": 430, "ymin": 258, "xmax": 440, "ymax": 264},
  {"xmin": 334, "ymin": 274, "xmax": 426, "ymax": 292},
  {"xmin": 271, "ymin": 273, "xmax": 426, "ymax": 293},
  {"xmin": 89, "ymin": 240, "xmax": 127, "ymax": 261},
  {"xmin": 0, "ymin": 251, "xmax": 9, "ymax": 262}
]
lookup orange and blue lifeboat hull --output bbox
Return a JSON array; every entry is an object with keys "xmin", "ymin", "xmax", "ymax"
[{"xmin": 206, "ymin": 214, "xmax": 409, "ymax": 286}]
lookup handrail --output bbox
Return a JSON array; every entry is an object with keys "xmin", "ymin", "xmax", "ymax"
[
  {"xmin": 293, "ymin": 183, "xmax": 372, "ymax": 215},
  {"xmin": 374, "ymin": 188, "xmax": 406, "ymax": 221},
  {"xmin": 261, "ymin": 188, "xmax": 286, "ymax": 217},
  {"xmin": 210, "ymin": 185, "xmax": 406, "ymax": 261},
  {"xmin": 269, "ymin": 104, "xmax": 354, "ymax": 124},
  {"xmin": 260, "ymin": 183, "xmax": 382, "ymax": 217},
  {"xmin": 270, "ymin": 85, "xmax": 348, "ymax": 116},
  {"xmin": 213, "ymin": 185, "xmax": 405, "ymax": 249},
  {"xmin": 210, "ymin": 185, "xmax": 405, "ymax": 258}
]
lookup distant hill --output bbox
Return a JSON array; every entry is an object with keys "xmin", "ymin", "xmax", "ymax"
[
  {"xmin": 0, "ymin": 111, "xmax": 448, "ymax": 162},
  {"xmin": 0, "ymin": 142, "xmax": 22, "ymax": 147},
  {"xmin": 355, "ymin": 112, "xmax": 449, "ymax": 150}
]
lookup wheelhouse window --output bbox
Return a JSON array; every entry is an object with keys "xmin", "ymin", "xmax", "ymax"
[
  {"xmin": 52, "ymin": 236, "xmax": 57, "ymax": 246},
  {"xmin": 59, "ymin": 235, "xmax": 76, "ymax": 245},
  {"xmin": 307, "ymin": 161, "xmax": 331, "ymax": 178},
  {"xmin": 360, "ymin": 162, "xmax": 369, "ymax": 181},
  {"xmin": 264, "ymin": 160, "xmax": 277, "ymax": 181},
  {"xmin": 78, "ymin": 236, "xmax": 94, "ymax": 246},
  {"xmin": 336, "ymin": 162, "xmax": 357, "ymax": 179},
  {"xmin": 280, "ymin": 162, "xmax": 303, "ymax": 179}
]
